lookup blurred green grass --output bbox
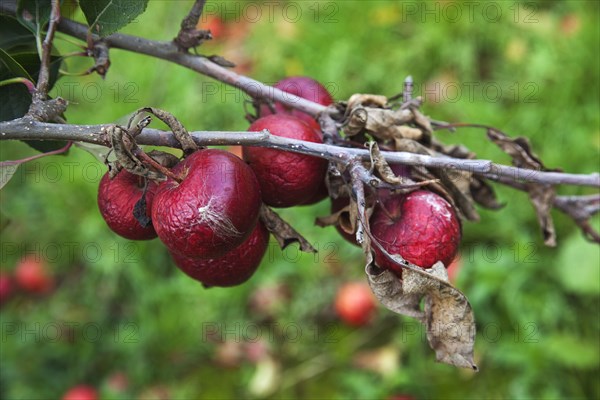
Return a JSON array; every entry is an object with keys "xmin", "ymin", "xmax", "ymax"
[{"xmin": 1, "ymin": 1, "xmax": 599, "ymax": 399}]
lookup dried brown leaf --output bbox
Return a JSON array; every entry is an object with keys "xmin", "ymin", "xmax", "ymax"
[
  {"xmin": 470, "ymin": 178, "xmax": 505, "ymax": 210},
  {"xmin": 347, "ymin": 94, "xmax": 388, "ymax": 109},
  {"xmin": 259, "ymin": 205, "xmax": 316, "ymax": 253},
  {"xmin": 487, "ymin": 129, "xmax": 559, "ymax": 245},
  {"xmin": 364, "ymin": 108, "xmax": 421, "ymax": 142},
  {"xmin": 487, "ymin": 129, "xmax": 545, "ymax": 170},
  {"xmin": 370, "ymin": 142, "xmax": 405, "ymax": 185},
  {"xmin": 315, "ymin": 204, "xmax": 355, "ymax": 236},
  {"xmin": 528, "ymin": 184, "xmax": 557, "ymax": 246},
  {"xmin": 344, "ymin": 108, "xmax": 368, "ymax": 137},
  {"xmin": 410, "ymin": 107, "xmax": 433, "ymax": 142},
  {"xmin": 366, "ymin": 251, "xmax": 477, "ymax": 370}
]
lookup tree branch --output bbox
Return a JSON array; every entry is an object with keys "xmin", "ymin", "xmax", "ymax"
[{"xmin": 1, "ymin": 118, "xmax": 599, "ymax": 188}]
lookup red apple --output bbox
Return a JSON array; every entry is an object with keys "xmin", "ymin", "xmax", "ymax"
[
  {"xmin": 261, "ymin": 76, "xmax": 334, "ymax": 129},
  {"xmin": 244, "ymin": 115, "xmax": 327, "ymax": 207},
  {"xmin": 370, "ymin": 190, "xmax": 461, "ymax": 275},
  {"xmin": 62, "ymin": 385, "xmax": 98, "ymax": 400},
  {"xmin": 152, "ymin": 149, "xmax": 262, "ymax": 259},
  {"xmin": 98, "ymin": 169, "xmax": 157, "ymax": 240},
  {"xmin": 171, "ymin": 221, "xmax": 269, "ymax": 287},
  {"xmin": 14, "ymin": 256, "xmax": 53, "ymax": 294},
  {"xmin": 335, "ymin": 282, "xmax": 377, "ymax": 326}
]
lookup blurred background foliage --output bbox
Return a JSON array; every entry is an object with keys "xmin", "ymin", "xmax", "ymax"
[{"xmin": 1, "ymin": 1, "xmax": 599, "ymax": 399}]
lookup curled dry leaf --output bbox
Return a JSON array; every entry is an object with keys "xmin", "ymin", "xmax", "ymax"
[
  {"xmin": 487, "ymin": 128, "xmax": 558, "ymax": 245},
  {"xmin": 470, "ymin": 178, "xmax": 505, "ymax": 210},
  {"xmin": 365, "ymin": 244, "xmax": 477, "ymax": 370},
  {"xmin": 369, "ymin": 142, "xmax": 405, "ymax": 185},
  {"xmin": 528, "ymin": 184, "xmax": 557, "ymax": 246},
  {"xmin": 347, "ymin": 94, "xmax": 388, "ymax": 109},
  {"xmin": 259, "ymin": 205, "xmax": 316, "ymax": 253}
]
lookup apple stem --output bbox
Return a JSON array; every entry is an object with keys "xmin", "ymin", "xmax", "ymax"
[{"xmin": 134, "ymin": 149, "xmax": 183, "ymax": 183}]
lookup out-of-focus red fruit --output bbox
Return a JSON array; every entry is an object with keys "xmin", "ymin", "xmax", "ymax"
[
  {"xmin": 202, "ymin": 15, "xmax": 225, "ymax": 39},
  {"xmin": 152, "ymin": 149, "xmax": 261, "ymax": 259},
  {"xmin": 0, "ymin": 272, "xmax": 13, "ymax": 305},
  {"xmin": 98, "ymin": 169, "xmax": 157, "ymax": 240},
  {"xmin": 370, "ymin": 190, "xmax": 461, "ymax": 276},
  {"xmin": 260, "ymin": 76, "xmax": 334, "ymax": 128},
  {"xmin": 335, "ymin": 282, "xmax": 377, "ymax": 326},
  {"xmin": 62, "ymin": 385, "xmax": 98, "ymax": 400},
  {"xmin": 14, "ymin": 256, "xmax": 53, "ymax": 294},
  {"xmin": 244, "ymin": 115, "xmax": 327, "ymax": 207},
  {"xmin": 171, "ymin": 221, "xmax": 269, "ymax": 287}
]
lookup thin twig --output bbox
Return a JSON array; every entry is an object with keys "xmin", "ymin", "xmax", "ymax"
[
  {"xmin": 33, "ymin": 0, "xmax": 60, "ymax": 102},
  {"xmin": 174, "ymin": 0, "xmax": 211, "ymax": 51},
  {"xmin": 179, "ymin": 0, "xmax": 207, "ymax": 30}
]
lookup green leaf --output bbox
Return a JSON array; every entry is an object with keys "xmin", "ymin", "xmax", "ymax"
[
  {"xmin": 79, "ymin": 0, "xmax": 149, "ymax": 37},
  {"xmin": 16, "ymin": 0, "xmax": 52, "ymax": 36},
  {"xmin": 0, "ymin": 164, "xmax": 19, "ymax": 190},
  {"xmin": 0, "ymin": 48, "xmax": 33, "ymax": 121},
  {"xmin": 555, "ymin": 234, "xmax": 600, "ymax": 295},
  {"xmin": 0, "ymin": 48, "xmax": 34, "ymax": 81},
  {"xmin": 0, "ymin": 15, "xmax": 37, "ymax": 52}
]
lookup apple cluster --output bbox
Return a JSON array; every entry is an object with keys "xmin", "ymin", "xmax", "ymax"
[{"xmin": 97, "ymin": 76, "xmax": 461, "ymax": 288}]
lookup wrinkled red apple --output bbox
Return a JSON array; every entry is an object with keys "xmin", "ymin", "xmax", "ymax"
[
  {"xmin": 98, "ymin": 169, "xmax": 157, "ymax": 240},
  {"xmin": 171, "ymin": 220, "xmax": 269, "ymax": 287},
  {"xmin": 261, "ymin": 76, "xmax": 334, "ymax": 129},
  {"xmin": 370, "ymin": 190, "xmax": 461, "ymax": 275},
  {"xmin": 244, "ymin": 114, "xmax": 327, "ymax": 207},
  {"xmin": 152, "ymin": 149, "xmax": 262, "ymax": 259}
]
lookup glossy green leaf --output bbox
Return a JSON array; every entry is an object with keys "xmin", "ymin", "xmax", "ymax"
[{"xmin": 79, "ymin": 0, "xmax": 149, "ymax": 37}]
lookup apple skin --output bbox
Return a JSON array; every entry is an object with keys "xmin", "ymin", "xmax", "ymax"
[
  {"xmin": 0, "ymin": 272, "xmax": 13, "ymax": 305},
  {"xmin": 61, "ymin": 385, "xmax": 98, "ymax": 400},
  {"xmin": 14, "ymin": 256, "xmax": 53, "ymax": 294},
  {"xmin": 335, "ymin": 282, "xmax": 377, "ymax": 326},
  {"xmin": 171, "ymin": 221, "xmax": 269, "ymax": 287},
  {"xmin": 152, "ymin": 149, "xmax": 262, "ymax": 259},
  {"xmin": 370, "ymin": 190, "xmax": 461, "ymax": 275},
  {"xmin": 260, "ymin": 76, "xmax": 334, "ymax": 129},
  {"xmin": 244, "ymin": 115, "xmax": 327, "ymax": 207},
  {"xmin": 98, "ymin": 169, "xmax": 157, "ymax": 240}
]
